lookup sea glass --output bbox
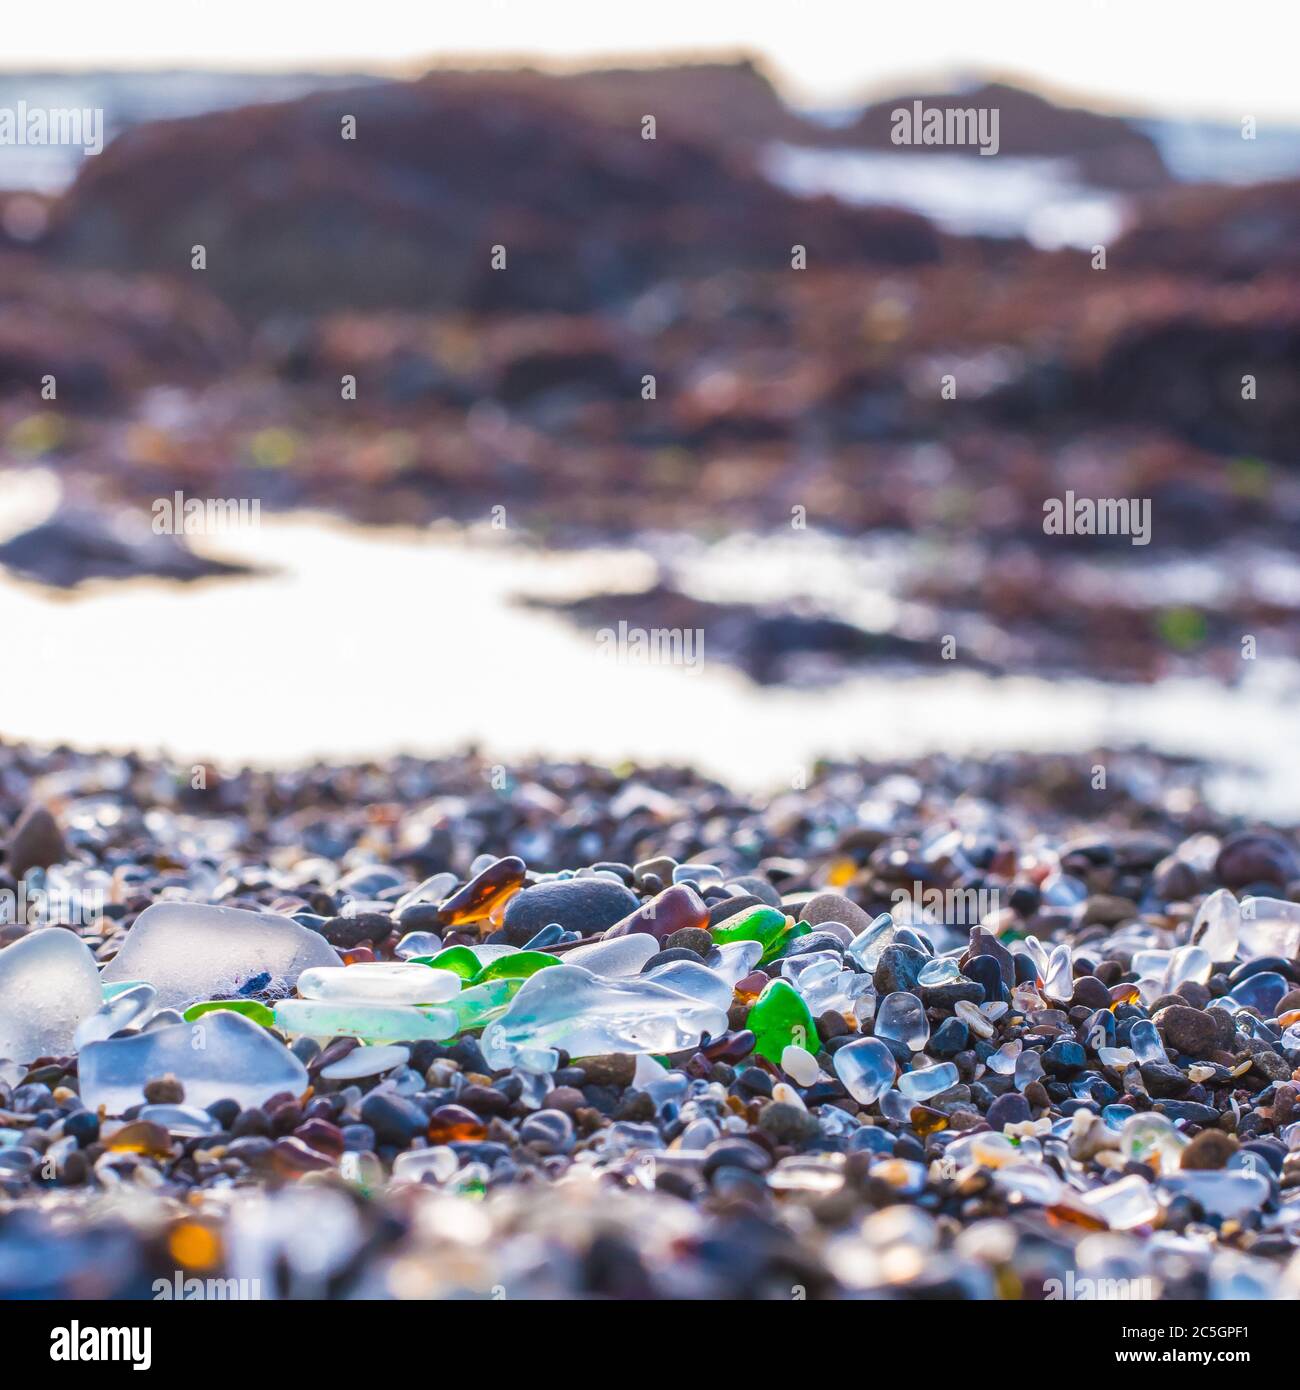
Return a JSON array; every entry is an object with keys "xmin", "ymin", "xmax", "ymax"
[
  {"xmin": 274, "ymin": 999, "xmax": 459, "ymax": 1042},
  {"xmin": 74, "ymin": 982, "xmax": 159, "ymax": 1049},
  {"xmin": 101, "ymin": 901, "xmax": 341, "ymax": 1010},
  {"xmin": 481, "ymin": 964, "xmax": 727, "ymax": 1065},
  {"xmin": 873, "ymin": 991, "xmax": 930, "ymax": 1051},
  {"xmin": 832, "ymin": 1037, "xmax": 897, "ymax": 1105},
  {"xmin": 79, "ymin": 1010, "xmax": 308, "ymax": 1113},
  {"xmin": 748, "ymin": 979, "xmax": 818, "ymax": 1062},
  {"xmin": 897, "ymin": 1062, "xmax": 958, "ymax": 1101},
  {"xmin": 435, "ymin": 856, "xmax": 525, "ymax": 928},
  {"xmin": 0, "ymin": 927, "xmax": 102, "ymax": 1062},
  {"xmin": 562, "ymin": 933, "xmax": 660, "ymax": 977},
  {"xmin": 298, "ymin": 962, "xmax": 461, "ymax": 1005}
]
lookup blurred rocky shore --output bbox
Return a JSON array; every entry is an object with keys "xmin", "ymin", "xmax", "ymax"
[{"xmin": 0, "ymin": 61, "xmax": 1297, "ymax": 680}]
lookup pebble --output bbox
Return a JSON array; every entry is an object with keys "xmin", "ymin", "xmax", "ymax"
[
  {"xmin": 503, "ymin": 877, "xmax": 640, "ymax": 943},
  {"xmin": 5, "ymin": 804, "xmax": 66, "ymax": 881},
  {"xmin": 1, "ymin": 741, "xmax": 1298, "ymax": 1301}
]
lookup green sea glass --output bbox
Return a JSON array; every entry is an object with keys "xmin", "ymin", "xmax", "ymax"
[
  {"xmin": 182, "ymin": 999, "xmax": 277, "ymax": 1027},
  {"xmin": 748, "ymin": 979, "xmax": 817, "ymax": 1062}
]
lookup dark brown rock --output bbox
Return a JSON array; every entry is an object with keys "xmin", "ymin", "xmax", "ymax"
[
  {"xmin": 1180, "ymin": 1129, "xmax": 1238, "ymax": 1170},
  {"xmin": 5, "ymin": 804, "xmax": 66, "ymax": 880},
  {"xmin": 1154, "ymin": 1004, "xmax": 1236, "ymax": 1060}
]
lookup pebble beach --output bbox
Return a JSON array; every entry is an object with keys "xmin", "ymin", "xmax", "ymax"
[{"xmin": 1, "ymin": 740, "xmax": 1298, "ymax": 1301}]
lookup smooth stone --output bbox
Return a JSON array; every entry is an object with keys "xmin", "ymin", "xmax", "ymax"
[
  {"xmin": 986, "ymin": 1092, "xmax": 1031, "ymax": 1128},
  {"xmin": 1216, "ymin": 833, "xmax": 1298, "ymax": 891},
  {"xmin": 731, "ymin": 876, "xmax": 782, "ymax": 908},
  {"xmin": 930, "ymin": 1017, "xmax": 970, "ymax": 1056},
  {"xmin": 708, "ymin": 895, "xmax": 765, "ymax": 927},
  {"xmin": 1154, "ymin": 1004, "xmax": 1235, "ymax": 1060},
  {"xmin": 964, "ymin": 955, "xmax": 1005, "ymax": 1003},
  {"xmin": 5, "ymin": 804, "xmax": 67, "ymax": 880},
  {"xmin": 604, "ymin": 884, "xmax": 709, "ymax": 944},
  {"xmin": 802, "ymin": 893, "xmax": 874, "ymax": 936},
  {"xmin": 359, "ymin": 1092, "xmax": 429, "ymax": 1145},
  {"xmin": 873, "ymin": 944, "xmax": 927, "ymax": 995},
  {"xmin": 502, "ymin": 878, "xmax": 639, "ymax": 943},
  {"xmin": 966, "ymin": 926, "xmax": 1016, "ymax": 986},
  {"xmin": 101, "ymin": 901, "xmax": 342, "ymax": 1010}
]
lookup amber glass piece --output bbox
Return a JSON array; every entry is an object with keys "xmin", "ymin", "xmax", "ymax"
[
  {"xmin": 1046, "ymin": 1203, "xmax": 1108, "ymax": 1232},
  {"xmin": 426, "ymin": 1104, "xmax": 488, "ymax": 1143},
  {"xmin": 909, "ymin": 1105, "xmax": 948, "ymax": 1137},
  {"xmin": 435, "ymin": 857, "xmax": 526, "ymax": 928},
  {"xmin": 168, "ymin": 1223, "xmax": 221, "ymax": 1271},
  {"xmin": 603, "ymin": 884, "xmax": 708, "ymax": 942},
  {"xmin": 1108, "ymin": 982, "xmax": 1141, "ymax": 1008},
  {"xmin": 106, "ymin": 1121, "xmax": 173, "ymax": 1157}
]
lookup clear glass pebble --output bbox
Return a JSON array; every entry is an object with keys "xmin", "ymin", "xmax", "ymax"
[
  {"xmin": 897, "ymin": 1061, "xmax": 958, "ymax": 1101},
  {"xmin": 832, "ymin": 1037, "xmax": 897, "ymax": 1105},
  {"xmin": 394, "ymin": 931, "xmax": 443, "ymax": 960},
  {"xmin": 846, "ymin": 914, "xmax": 895, "ymax": 972},
  {"xmin": 562, "ymin": 933, "xmax": 660, "ymax": 977},
  {"xmin": 918, "ymin": 956, "xmax": 962, "ymax": 987},
  {"xmin": 1014, "ymin": 1048, "xmax": 1045, "ymax": 1091},
  {"xmin": 873, "ymin": 991, "xmax": 929, "ymax": 1050},
  {"xmin": 1128, "ymin": 1019, "xmax": 1167, "ymax": 1064},
  {"xmin": 274, "ymin": 999, "xmax": 459, "ymax": 1042},
  {"xmin": 74, "ymin": 981, "xmax": 159, "ymax": 1050},
  {"xmin": 1041, "ymin": 943, "xmax": 1074, "ymax": 1002}
]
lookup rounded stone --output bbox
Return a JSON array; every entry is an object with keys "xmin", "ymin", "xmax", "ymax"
[{"xmin": 501, "ymin": 877, "xmax": 640, "ymax": 943}]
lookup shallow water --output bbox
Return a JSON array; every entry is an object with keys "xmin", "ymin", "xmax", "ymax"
[
  {"xmin": 0, "ymin": 478, "xmax": 1297, "ymax": 817},
  {"xmin": 760, "ymin": 143, "xmax": 1128, "ymax": 249}
]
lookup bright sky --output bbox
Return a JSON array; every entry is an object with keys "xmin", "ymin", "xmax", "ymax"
[{"xmin": 1, "ymin": 0, "xmax": 1296, "ymax": 121}]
